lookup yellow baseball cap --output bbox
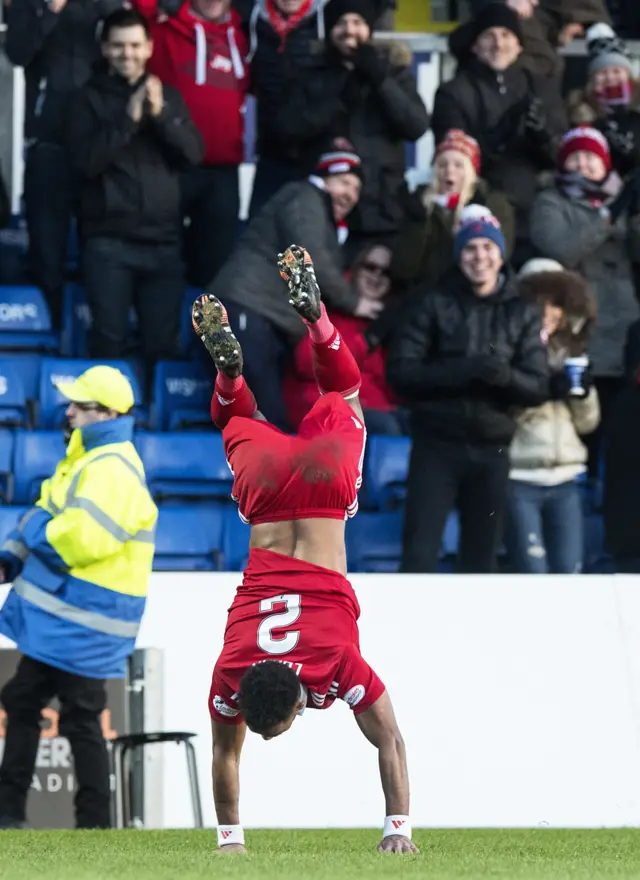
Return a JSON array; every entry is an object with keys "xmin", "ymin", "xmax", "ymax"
[{"xmin": 54, "ymin": 366, "xmax": 135, "ymax": 414}]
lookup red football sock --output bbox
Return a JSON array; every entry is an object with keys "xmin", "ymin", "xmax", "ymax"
[
  {"xmin": 307, "ymin": 305, "xmax": 361, "ymax": 397},
  {"xmin": 210, "ymin": 373, "xmax": 257, "ymax": 429}
]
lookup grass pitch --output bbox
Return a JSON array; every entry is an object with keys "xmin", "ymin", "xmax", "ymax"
[{"xmin": 2, "ymin": 829, "xmax": 640, "ymax": 880}]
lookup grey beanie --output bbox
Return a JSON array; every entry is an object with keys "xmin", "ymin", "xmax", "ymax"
[{"xmin": 586, "ymin": 23, "xmax": 634, "ymax": 77}]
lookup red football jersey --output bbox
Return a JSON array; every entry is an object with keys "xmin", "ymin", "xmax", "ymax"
[
  {"xmin": 223, "ymin": 392, "xmax": 366, "ymax": 525},
  {"xmin": 209, "ymin": 548, "xmax": 385, "ymax": 725}
]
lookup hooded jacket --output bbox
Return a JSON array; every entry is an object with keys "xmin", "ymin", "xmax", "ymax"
[
  {"xmin": 134, "ymin": 0, "xmax": 249, "ymax": 166},
  {"xmin": 243, "ymin": 0, "xmax": 330, "ymax": 161},
  {"xmin": 432, "ymin": 56, "xmax": 568, "ymax": 218},
  {"xmin": 386, "ymin": 266, "xmax": 549, "ymax": 444},
  {"xmin": 274, "ymin": 40, "xmax": 429, "ymax": 237},
  {"xmin": 0, "ymin": 418, "xmax": 157, "ymax": 679},
  {"xmin": 509, "ymin": 270, "xmax": 600, "ymax": 479}
]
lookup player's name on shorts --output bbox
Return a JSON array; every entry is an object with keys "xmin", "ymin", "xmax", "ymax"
[{"xmin": 253, "ymin": 659, "xmax": 303, "ymax": 675}]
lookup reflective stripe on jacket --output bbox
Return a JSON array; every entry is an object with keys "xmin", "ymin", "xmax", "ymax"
[{"xmin": 0, "ymin": 417, "xmax": 157, "ymax": 678}]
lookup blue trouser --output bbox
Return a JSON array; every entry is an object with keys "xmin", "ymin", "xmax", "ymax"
[{"xmin": 504, "ymin": 479, "xmax": 583, "ymax": 574}]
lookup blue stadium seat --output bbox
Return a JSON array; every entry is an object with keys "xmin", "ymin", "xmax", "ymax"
[
  {"xmin": 222, "ymin": 507, "xmax": 250, "ymax": 571},
  {"xmin": 0, "ymin": 353, "xmax": 42, "ymax": 401},
  {"xmin": 0, "ymin": 430, "xmax": 15, "ymax": 503},
  {"xmin": 153, "ymin": 361, "xmax": 212, "ymax": 430},
  {"xmin": 153, "ymin": 503, "xmax": 226, "ymax": 571},
  {"xmin": 0, "ymin": 359, "xmax": 29, "ymax": 426},
  {"xmin": 37, "ymin": 358, "xmax": 144, "ymax": 428},
  {"xmin": 136, "ymin": 432, "xmax": 231, "ymax": 499},
  {"xmin": 363, "ymin": 436, "xmax": 411, "ymax": 510},
  {"xmin": 346, "ymin": 511, "xmax": 403, "ymax": 573},
  {"xmin": 0, "ymin": 285, "xmax": 59, "ymax": 350},
  {"xmin": 13, "ymin": 430, "xmax": 66, "ymax": 504},
  {"xmin": 0, "ymin": 506, "xmax": 30, "ymax": 546}
]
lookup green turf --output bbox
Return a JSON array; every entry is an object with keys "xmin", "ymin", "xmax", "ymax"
[{"xmin": 2, "ymin": 829, "xmax": 640, "ymax": 880}]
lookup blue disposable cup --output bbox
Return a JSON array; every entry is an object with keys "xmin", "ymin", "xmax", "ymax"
[{"xmin": 564, "ymin": 356, "xmax": 588, "ymax": 396}]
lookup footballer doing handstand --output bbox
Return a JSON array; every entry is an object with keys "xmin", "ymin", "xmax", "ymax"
[{"xmin": 192, "ymin": 245, "xmax": 416, "ymax": 856}]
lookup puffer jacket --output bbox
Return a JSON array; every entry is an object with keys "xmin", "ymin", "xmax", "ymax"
[
  {"xmin": 529, "ymin": 186, "xmax": 640, "ymax": 377},
  {"xmin": 274, "ymin": 41, "xmax": 429, "ymax": 238},
  {"xmin": 432, "ymin": 57, "xmax": 567, "ymax": 218},
  {"xmin": 510, "ymin": 390, "xmax": 600, "ymax": 471},
  {"xmin": 386, "ymin": 266, "xmax": 549, "ymax": 444},
  {"xmin": 0, "ymin": 417, "xmax": 158, "ymax": 679}
]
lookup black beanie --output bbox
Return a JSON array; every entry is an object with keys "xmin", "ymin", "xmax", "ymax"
[
  {"xmin": 324, "ymin": 0, "xmax": 377, "ymax": 34},
  {"xmin": 471, "ymin": 2, "xmax": 523, "ymax": 46}
]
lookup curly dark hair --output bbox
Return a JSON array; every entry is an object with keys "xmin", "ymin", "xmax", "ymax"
[{"xmin": 238, "ymin": 662, "xmax": 301, "ymax": 734}]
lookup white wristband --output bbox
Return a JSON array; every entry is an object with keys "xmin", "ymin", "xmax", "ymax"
[
  {"xmin": 383, "ymin": 815, "xmax": 411, "ymax": 840},
  {"xmin": 217, "ymin": 825, "xmax": 245, "ymax": 847}
]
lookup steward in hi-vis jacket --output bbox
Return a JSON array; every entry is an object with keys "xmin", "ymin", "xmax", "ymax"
[{"xmin": 0, "ymin": 365, "xmax": 157, "ymax": 829}]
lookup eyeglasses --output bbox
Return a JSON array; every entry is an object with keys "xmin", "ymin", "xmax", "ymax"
[
  {"xmin": 71, "ymin": 402, "xmax": 103, "ymax": 412},
  {"xmin": 362, "ymin": 262, "xmax": 390, "ymax": 277}
]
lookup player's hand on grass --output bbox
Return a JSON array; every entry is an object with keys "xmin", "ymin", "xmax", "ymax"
[
  {"xmin": 216, "ymin": 843, "xmax": 247, "ymax": 855},
  {"xmin": 377, "ymin": 834, "xmax": 419, "ymax": 854}
]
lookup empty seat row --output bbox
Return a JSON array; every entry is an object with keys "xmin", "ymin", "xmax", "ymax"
[
  {"xmin": 0, "ymin": 356, "xmax": 213, "ymax": 430},
  {"xmin": 0, "ymin": 430, "xmax": 231, "ymax": 504},
  {"xmin": 0, "ymin": 503, "xmax": 250, "ymax": 572},
  {"xmin": 0, "ymin": 284, "xmax": 202, "ymax": 360}
]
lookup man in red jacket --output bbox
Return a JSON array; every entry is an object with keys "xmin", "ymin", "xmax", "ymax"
[{"xmin": 133, "ymin": 0, "xmax": 249, "ymax": 286}]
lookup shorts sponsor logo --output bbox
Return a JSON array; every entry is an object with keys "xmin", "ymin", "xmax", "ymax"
[
  {"xmin": 343, "ymin": 684, "xmax": 365, "ymax": 708},
  {"xmin": 213, "ymin": 695, "xmax": 240, "ymax": 718}
]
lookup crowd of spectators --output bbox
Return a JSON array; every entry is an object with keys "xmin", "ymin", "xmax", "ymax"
[{"xmin": 1, "ymin": 0, "xmax": 640, "ymax": 574}]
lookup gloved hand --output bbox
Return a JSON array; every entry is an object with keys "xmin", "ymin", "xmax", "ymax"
[
  {"xmin": 351, "ymin": 43, "xmax": 386, "ymax": 87},
  {"xmin": 470, "ymin": 356, "xmax": 511, "ymax": 388},
  {"xmin": 548, "ymin": 369, "xmax": 573, "ymax": 400},
  {"xmin": 525, "ymin": 97, "xmax": 547, "ymax": 134}
]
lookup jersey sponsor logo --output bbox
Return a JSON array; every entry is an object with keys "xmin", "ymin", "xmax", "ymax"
[
  {"xmin": 213, "ymin": 695, "xmax": 240, "ymax": 718},
  {"xmin": 343, "ymin": 684, "xmax": 365, "ymax": 708}
]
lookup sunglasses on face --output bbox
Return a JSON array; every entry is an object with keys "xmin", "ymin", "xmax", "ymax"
[{"xmin": 361, "ymin": 262, "xmax": 390, "ymax": 277}]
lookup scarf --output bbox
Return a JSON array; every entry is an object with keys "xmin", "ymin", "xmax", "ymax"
[
  {"xmin": 266, "ymin": 0, "xmax": 313, "ymax": 51},
  {"xmin": 432, "ymin": 193, "xmax": 461, "ymax": 210},
  {"xmin": 594, "ymin": 80, "xmax": 633, "ymax": 109},
  {"xmin": 557, "ymin": 171, "xmax": 610, "ymax": 206}
]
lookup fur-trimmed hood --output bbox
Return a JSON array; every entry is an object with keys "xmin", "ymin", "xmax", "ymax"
[
  {"xmin": 310, "ymin": 38, "xmax": 413, "ymax": 67},
  {"xmin": 519, "ymin": 270, "xmax": 597, "ymax": 356},
  {"xmin": 567, "ymin": 80, "xmax": 640, "ymax": 125}
]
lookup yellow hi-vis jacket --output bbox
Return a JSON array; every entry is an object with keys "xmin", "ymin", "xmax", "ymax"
[{"xmin": 0, "ymin": 416, "xmax": 157, "ymax": 677}]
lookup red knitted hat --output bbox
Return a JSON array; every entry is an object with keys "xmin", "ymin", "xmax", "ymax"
[
  {"xmin": 435, "ymin": 129, "xmax": 481, "ymax": 173},
  {"xmin": 558, "ymin": 126, "xmax": 611, "ymax": 173}
]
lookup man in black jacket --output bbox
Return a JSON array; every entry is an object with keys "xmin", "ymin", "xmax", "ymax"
[
  {"xmin": 5, "ymin": 0, "xmax": 124, "ymax": 328},
  {"xmin": 387, "ymin": 209, "xmax": 549, "ymax": 574},
  {"xmin": 433, "ymin": 2, "xmax": 567, "ymax": 266},
  {"xmin": 273, "ymin": 0, "xmax": 429, "ymax": 257},
  {"xmin": 67, "ymin": 9, "xmax": 203, "ymax": 377}
]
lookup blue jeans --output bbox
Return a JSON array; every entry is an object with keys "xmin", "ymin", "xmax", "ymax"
[{"xmin": 504, "ymin": 479, "xmax": 583, "ymax": 574}]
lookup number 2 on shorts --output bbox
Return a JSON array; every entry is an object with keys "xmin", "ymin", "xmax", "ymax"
[{"xmin": 257, "ymin": 594, "xmax": 302, "ymax": 656}]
